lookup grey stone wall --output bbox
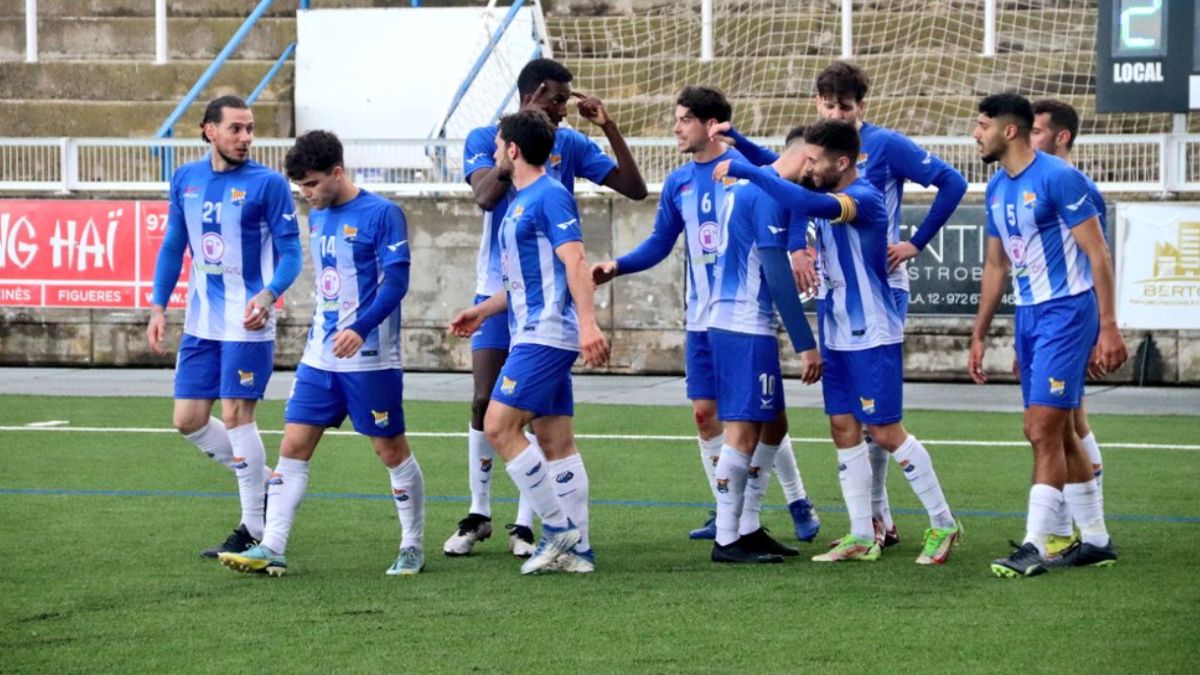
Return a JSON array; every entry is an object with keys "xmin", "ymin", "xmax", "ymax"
[{"xmin": 1, "ymin": 193, "xmax": 1196, "ymax": 384}]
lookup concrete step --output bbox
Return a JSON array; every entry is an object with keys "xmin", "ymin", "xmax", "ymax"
[
  {"xmin": 0, "ymin": 0, "xmax": 453, "ymax": 19},
  {"xmin": 0, "ymin": 99, "xmax": 292, "ymax": 137},
  {"xmin": 0, "ymin": 17, "xmax": 298, "ymax": 60},
  {"xmin": 0, "ymin": 60, "xmax": 293, "ymax": 101}
]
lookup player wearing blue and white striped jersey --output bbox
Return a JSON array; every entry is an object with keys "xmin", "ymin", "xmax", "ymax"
[
  {"xmin": 146, "ymin": 96, "xmax": 303, "ymax": 559},
  {"xmin": 592, "ymin": 88, "xmax": 822, "ymax": 555},
  {"xmin": 970, "ymin": 95, "xmax": 1126, "ymax": 578},
  {"xmin": 451, "ymin": 110, "xmax": 610, "ymax": 575},
  {"xmin": 447, "ymin": 59, "xmax": 646, "ymax": 558},
  {"xmin": 1030, "ymin": 98, "xmax": 1110, "ymax": 559},
  {"xmin": 722, "ymin": 119, "xmax": 962, "ymax": 566},
  {"xmin": 220, "ymin": 131, "xmax": 425, "ymax": 577}
]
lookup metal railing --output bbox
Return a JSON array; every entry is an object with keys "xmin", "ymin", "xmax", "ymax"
[{"xmin": 0, "ymin": 135, "xmax": 1196, "ymax": 196}]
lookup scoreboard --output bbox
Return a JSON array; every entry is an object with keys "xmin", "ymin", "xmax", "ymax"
[{"xmin": 1095, "ymin": 0, "xmax": 1198, "ymax": 112}]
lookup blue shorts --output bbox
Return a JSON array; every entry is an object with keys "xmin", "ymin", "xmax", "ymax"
[
  {"xmin": 490, "ymin": 343, "xmax": 578, "ymax": 417},
  {"xmin": 285, "ymin": 363, "xmax": 406, "ymax": 437},
  {"xmin": 892, "ymin": 288, "xmax": 910, "ymax": 323},
  {"xmin": 174, "ymin": 334, "xmax": 273, "ymax": 400},
  {"xmin": 709, "ymin": 329, "xmax": 785, "ymax": 422},
  {"xmin": 470, "ymin": 294, "xmax": 511, "ymax": 351},
  {"xmin": 822, "ymin": 343, "xmax": 904, "ymax": 425},
  {"xmin": 685, "ymin": 330, "xmax": 717, "ymax": 401},
  {"xmin": 1015, "ymin": 291, "xmax": 1098, "ymax": 410}
]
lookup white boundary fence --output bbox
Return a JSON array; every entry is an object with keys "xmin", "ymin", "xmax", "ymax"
[{"xmin": 1, "ymin": 135, "xmax": 1199, "ymax": 196}]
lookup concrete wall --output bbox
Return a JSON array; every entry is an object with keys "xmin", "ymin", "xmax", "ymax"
[{"xmin": 1, "ymin": 193, "xmax": 1197, "ymax": 384}]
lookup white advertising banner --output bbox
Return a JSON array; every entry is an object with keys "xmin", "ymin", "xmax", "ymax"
[{"xmin": 1115, "ymin": 203, "xmax": 1200, "ymax": 329}]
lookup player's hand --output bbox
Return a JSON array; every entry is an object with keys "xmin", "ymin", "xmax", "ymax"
[
  {"xmin": 449, "ymin": 307, "xmax": 483, "ymax": 338},
  {"xmin": 592, "ymin": 261, "xmax": 618, "ymax": 287},
  {"xmin": 331, "ymin": 329, "xmax": 364, "ymax": 359},
  {"xmin": 1086, "ymin": 346, "xmax": 1106, "ymax": 379},
  {"xmin": 146, "ymin": 310, "xmax": 168, "ymax": 355},
  {"xmin": 790, "ymin": 249, "xmax": 819, "ymax": 298},
  {"xmin": 243, "ymin": 290, "xmax": 275, "ymax": 331},
  {"xmin": 707, "ymin": 120, "xmax": 736, "ymax": 146},
  {"xmin": 712, "ymin": 159, "xmax": 732, "ymax": 182},
  {"xmin": 571, "ymin": 91, "xmax": 610, "ymax": 127},
  {"xmin": 1095, "ymin": 324, "xmax": 1128, "ymax": 375},
  {"xmin": 887, "ymin": 242, "xmax": 920, "ymax": 272},
  {"xmin": 968, "ymin": 337, "xmax": 988, "ymax": 384},
  {"xmin": 799, "ymin": 348, "xmax": 822, "ymax": 385},
  {"xmin": 579, "ymin": 321, "xmax": 610, "ymax": 367}
]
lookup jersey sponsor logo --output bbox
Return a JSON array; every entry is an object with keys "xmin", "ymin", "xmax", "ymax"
[
  {"xmin": 500, "ymin": 376, "xmax": 517, "ymax": 395},
  {"xmin": 716, "ymin": 478, "xmax": 729, "ymax": 494},
  {"xmin": 183, "ymin": 186, "xmax": 201, "ymax": 199},
  {"xmin": 200, "ymin": 232, "xmax": 225, "ymax": 263},
  {"xmin": 387, "ymin": 240, "xmax": 408, "ymax": 252},
  {"xmin": 859, "ymin": 396, "xmax": 876, "ymax": 415},
  {"xmin": 555, "ymin": 470, "xmax": 574, "ymax": 484},
  {"xmin": 231, "ymin": 455, "xmax": 248, "ymax": 470},
  {"xmin": 392, "ymin": 487, "xmax": 408, "ymax": 502},
  {"xmin": 1022, "ymin": 191, "xmax": 1037, "ymax": 209},
  {"xmin": 238, "ymin": 370, "xmax": 255, "ymax": 387},
  {"xmin": 319, "ymin": 266, "xmax": 341, "ymax": 300},
  {"xmin": 1048, "ymin": 377, "xmax": 1066, "ymax": 396},
  {"xmin": 372, "ymin": 409, "xmax": 390, "ymax": 428},
  {"xmin": 1008, "ymin": 235, "xmax": 1027, "ymax": 266},
  {"xmin": 1065, "ymin": 194, "xmax": 1089, "ymax": 212},
  {"xmin": 230, "ymin": 188, "xmax": 247, "ymax": 205},
  {"xmin": 342, "ymin": 224, "xmax": 357, "ymax": 241},
  {"xmin": 267, "ymin": 472, "xmax": 283, "ymax": 486},
  {"xmin": 698, "ymin": 221, "xmax": 720, "ymax": 253},
  {"xmin": 555, "ymin": 218, "xmax": 577, "ymax": 231},
  {"xmin": 479, "ymin": 457, "xmax": 493, "ymax": 473}
]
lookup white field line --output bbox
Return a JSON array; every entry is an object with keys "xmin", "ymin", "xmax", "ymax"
[
  {"xmin": 23, "ymin": 420, "xmax": 69, "ymax": 427},
  {"xmin": 0, "ymin": 425, "xmax": 1197, "ymax": 451}
]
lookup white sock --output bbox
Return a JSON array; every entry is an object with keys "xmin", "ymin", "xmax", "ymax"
[
  {"xmin": 227, "ymin": 422, "xmax": 267, "ymax": 540},
  {"xmin": 892, "ymin": 435, "xmax": 955, "ymax": 529},
  {"xmin": 1064, "ymin": 481, "xmax": 1109, "ymax": 547},
  {"xmin": 505, "ymin": 441, "xmax": 568, "ymax": 529},
  {"xmin": 1080, "ymin": 432, "xmax": 1104, "ymax": 489},
  {"xmin": 389, "ymin": 455, "xmax": 425, "ymax": 550},
  {"xmin": 262, "ymin": 457, "xmax": 309, "ymax": 555},
  {"xmin": 548, "ymin": 454, "xmax": 590, "ymax": 552},
  {"xmin": 772, "ymin": 435, "xmax": 807, "ymax": 502},
  {"xmin": 515, "ymin": 495, "xmax": 535, "ymax": 529},
  {"xmin": 184, "ymin": 417, "xmax": 235, "ymax": 470},
  {"xmin": 868, "ymin": 440, "xmax": 894, "ymax": 530},
  {"xmin": 739, "ymin": 441, "xmax": 781, "ymax": 536},
  {"xmin": 699, "ymin": 433, "xmax": 725, "ymax": 502},
  {"xmin": 467, "ymin": 426, "xmax": 495, "ymax": 518},
  {"xmin": 713, "ymin": 446, "xmax": 750, "ymax": 546},
  {"xmin": 837, "ymin": 442, "xmax": 874, "ymax": 541},
  {"xmin": 1023, "ymin": 483, "xmax": 1063, "ymax": 557},
  {"xmin": 1049, "ymin": 500, "xmax": 1074, "ymax": 538}
]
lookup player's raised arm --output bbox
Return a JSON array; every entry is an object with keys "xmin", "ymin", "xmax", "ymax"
[
  {"xmin": 718, "ymin": 158, "xmax": 846, "ymax": 221},
  {"xmin": 969, "ymin": 236, "xmax": 1011, "ymax": 384},
  {"xmin": 571, "ymin": 90, "xmax": 648, "ymax": 201},
  {"xmin": 709, "ymin": 121, "xmax": 780, "ymax": 166}
]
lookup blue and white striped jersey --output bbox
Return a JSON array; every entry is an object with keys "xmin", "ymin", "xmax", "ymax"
[
  {"xmin": 168, "ymin": 157, "xmax": 298, "ymax": 341},
  {"xmin": 301, "ymin": 190, "xmax": 410, "ymax": 372},
  {"xmin": 984, "ymin": 151, "xmax": 1100, "ymax": 306},
  {"xmin": 464, "ymin": 125, "xmax": 617, "ymax": 297},
  {"xmin": 499, "ymin": 175, "xmax": 584, "ymax": 352},
  {"xmin": 705, "ymin": 179, "xmax": 789, "ymax": 336}
]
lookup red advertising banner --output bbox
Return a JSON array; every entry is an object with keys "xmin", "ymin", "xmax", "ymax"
[{"xmin": 0, "ymin": 199, "xmax": 185, "ymax": 309}]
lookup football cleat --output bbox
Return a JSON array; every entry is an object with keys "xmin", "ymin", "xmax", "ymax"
[
  {"xmin": 1043, "ymin": 533, "xmax": 1076, "ymax": 560},
  {"xmin": 1045, "ymin": 540, "xmax": 1117, "ymax": 569},
  {"xmin": 787, "ymin": 499, "xmax": 821, "ymax": 542},
  {"xmin": 990, "ymin": 542, "xmax": 1048, "ymax": 578},
  {"xmin": 201, "ymin": 524, "xmax": 258, "ymax": 559},
  {"xmin": 711, "ymin": 537, "xmax": 785, "ymax": 564},
  {"xmin": 219, "ymin": 543, "xmax": 286, "ymax": 576},
  {"xmin": 520, "ymin": 521, "xmax": 581, "ymax": 575},
  {"xmin": 689, "ymin": 511, "xmax": 717, "ymax": 540},
  {"xmin": 740, "ymin": 527, "xmax": 799, "ymax": 557},
  {"xmin": 813, "ymin": 534, "xmax": 881, "ymax": 562},
  {"xmin": 387, "ymin": 547, "xmax": 425, "ymax": 576},
  {"xmin": 442, "ymin": 513, "xmax": 492, "ymax": 557},
  {"xmin": 875, "ymin": 517, "xmax": 900, "ymax": 548},
  {"xmin": 551, "ymin": 548, "xmax": 596, "ymax": 574},
  {"xmin": 506, "ymin": 523, "xmax": 536, "ymax": 558},
  {"xmin": 916, "ymin": 520, "xmax": 962, "ymax": 565}
]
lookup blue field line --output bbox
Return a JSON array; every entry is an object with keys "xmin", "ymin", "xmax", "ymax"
[{"xmin": 1, "ymin": 487, "xmax": 1197, "ymax": 524}]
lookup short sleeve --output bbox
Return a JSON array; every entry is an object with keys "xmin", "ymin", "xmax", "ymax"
[
  {"xmin": 567, "ymin": 129, "xmax": 618, "ymax": 186},
  {"xmin": 263, "ymin": 173, "xmax": 299, "ymax": 239},
  {"xmin": 1050, "ymin": 166, "xmax": 1099, "ymax": 229},
  {"xmin": 887, "ymin": 132, "xmax": 940, "ymax": 187},
  {"xmin": 375, "ymin": 202, "xmax": 411, "ymax": 266},
  {"xmin": 463, "ymin": 127, "xmax": 498, "ymax": 184},
  {"xmin": 984, "ymin": 184, "xmax": 1001, "ymax": 238},
  {"xmin": 541, "ymin": 186, "xmax": 583, "ymax": 248}
]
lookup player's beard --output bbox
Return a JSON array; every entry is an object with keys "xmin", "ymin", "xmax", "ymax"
[
  {"xmin": 799, "ymin": 174, "xmax": 818, "ymax": 190},
  {"xmin": 216, "ymin": 147, "xmax": 249, "ymax": 166},
  {"xmin": 978, "ymin": 140, "xmax": 1001, "ymax": 164}
]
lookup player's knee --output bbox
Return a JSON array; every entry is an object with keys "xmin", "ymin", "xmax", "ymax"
[
  {"xmin": 1023, "ymin": 419, "xmax": 1057, "ymax": 450},
  {"xmin": 373, "ymin": 435, "xmax": 411, "ymax": 467},
  {"xmin": 693, "ymin": 409, "xmax": 719, "ymax": 437},
  {"xmin": 173, "ymin": 412, "xmax": 206, "ymax": 436}
]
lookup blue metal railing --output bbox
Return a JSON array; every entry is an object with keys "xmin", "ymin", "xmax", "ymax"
[
  {"xmin": 434, "ymin": 0, "xmax": 526, "ymax": 140},
  {"xmin": 490, "ymin": 44, "xmax": 542, "ymax": 125},
  {"xmin": 248, "ymin": 42, "xmax": 296, "ymax": 105}
]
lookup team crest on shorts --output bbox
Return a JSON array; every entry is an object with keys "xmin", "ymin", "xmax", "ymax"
[
  {"xmin": 392, "ymin": 488, "xmax": 409, "ymax": 502},
  {"xmin": 500, "ymin": 376, "xmax": 517, "ymax": 395},
  {"xmin": 238, "ymin": 370, "xmax": 255, "ymax": 387},
  {"xmin": 1048, "ymin": 377, "xmax": 1066, "ymax": 396},
  {"xmin": 716, "ymin": 478, "xmax": 729, "ymax": 494},
  {"xmin": 859, "ymin": 397, "xmax": 876, "ymax": 415},
  {"xmin": 371, "ymin": 409, "xmax": 390, "ymax": 428}
]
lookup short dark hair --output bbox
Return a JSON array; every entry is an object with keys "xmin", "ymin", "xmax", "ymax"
[
  {"xmin": 784, "ymin": 124, "xmax": 807, "ymax": 146},
  {"xmin": 675, "ymin": 86, "xmax": 732, "ymax": 124},
  {"xmin": 978, "ymin": 92, "xmax": 1033, "ymax": 136},
  {"xmin": 498, "ymin": 109, "xmax": 556, "ymax": 166},
  {"xmin": 803, "ymin": 119, "xmax": 860, "ymax": 162},
  {"xmin": 285, "ymin": 130, "xmax": 344, "ymax": 180},
  {"xmin": 200, "ymin": 95, "xmax": 249, "ymax": 143},
  {"xmin": 1032, "ymin": 98, "xmax": 1080, "ymax": 149},
  {"xmin": 517, "ymin": 58, "xmax": 573, "ymax": 99},
  {"xmin": 816, "ymin": 61, "xmax": 869, "ymax": 102}
]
